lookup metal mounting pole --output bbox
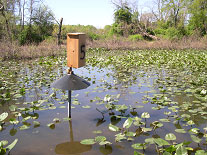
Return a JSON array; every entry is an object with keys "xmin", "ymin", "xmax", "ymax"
[{"xmin": 68, "ymin": 67, "xmax": 72, "ymax": 118}]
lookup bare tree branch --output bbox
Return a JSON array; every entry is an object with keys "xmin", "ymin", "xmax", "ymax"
[{"xmin": 39, "ymin": 0, "xmax": 60, "ymax": 24}]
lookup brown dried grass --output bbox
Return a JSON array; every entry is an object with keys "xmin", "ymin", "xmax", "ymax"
[
  {"xmin": 1, "ymin": 36, "xmax": 206, "ymax": 60},
  {"xmin": 87, "ymin": 36, "xmax": 207, "ymax": 50},
  {"xmin": 0, "ymin": 40, "xmax": 65, "ymax": 60}
]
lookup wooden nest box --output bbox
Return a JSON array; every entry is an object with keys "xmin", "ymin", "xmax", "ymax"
[{"xmin": 67, "ymin": 33, "xmax": 86, "ymax": 68}]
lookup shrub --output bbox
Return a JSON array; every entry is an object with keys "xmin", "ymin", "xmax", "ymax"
[
  {"xmin": 128, "ymin": 34, "xmax": 144, "ymax": 41},
  {"xmin": 165, "ymin": 27, "xmax": 185, "ymax": 40},
  {"xmin": 87, "ymin": 32, "xmax": 100, "ymax": 40},
  {"xmin": 154, "ymin": 28, "xmax": 167, "ymax": 36},
  {"xmin": 18, "ymin": 27, "xmax": 43, "ymax": 45}
]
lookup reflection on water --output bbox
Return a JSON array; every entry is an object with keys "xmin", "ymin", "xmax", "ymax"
[
  {"xmin": 99, "ymin": 145, "xmax": 113, "ymax": 155},
  {"xmin": 55, "ymin": 120, "xmax": 92, "ymax": 154}
]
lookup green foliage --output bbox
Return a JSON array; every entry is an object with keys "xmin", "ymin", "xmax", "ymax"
[
  {"xmin": 18, "ymin": 27, "xmax": 43, "ymax": 45},
  {"xmin": 110, "ymin": 23, "xmax": 124, "ymax": 36},
  {"xmin": 112, "ymin": 2, "xmax": 134, "ymax": 36},
  {"xmin": 114, "ymin": 6, "xmax": 132, "ymax": 24},
  {"xmin": 0, "ymin": 113, "xmax": 18, "ymax": 154},
  {"xmin": 57, "ymin": 24, "xmax": 101, "ymax": 40},
  {"xmin": 165, "ymin": 27, "xmax": 182, "ymax": 39},
  {"xmin": 17, "ymin": 5, "xmax": 54, "ymax": 45},
  {"xmin": 154, "ymin": 26, "xmax": 186, "ymax": 40},
  {"xmin": 128, "ymin": 34, "xmax": 144, "ymax": 41},
  {"xmin": 188, "ymin": 0, "xmax": 207, "ymax": 36}
]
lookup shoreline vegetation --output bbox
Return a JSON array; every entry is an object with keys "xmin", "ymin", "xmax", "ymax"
[{"xmin": 1, "ymin": 36, "xmax": 207, "ymax": 60}]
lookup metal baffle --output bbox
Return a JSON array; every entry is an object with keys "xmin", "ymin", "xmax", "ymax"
[{"xmin": 51, "ymin": 72, "xmax": 90, "ymax": 118}]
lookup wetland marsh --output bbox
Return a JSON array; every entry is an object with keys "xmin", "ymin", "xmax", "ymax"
[{"xmin": 0, "ymin": 49, "xmax": 207, "ymax": 155}]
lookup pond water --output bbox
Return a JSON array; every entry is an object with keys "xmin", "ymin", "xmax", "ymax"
[{"xmin": 0, "ymin": 49, "xmax": 207, "ymax": 155}]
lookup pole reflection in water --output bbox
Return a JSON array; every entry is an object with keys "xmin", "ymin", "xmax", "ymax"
[{"xmin": 55, "ymin": 120, "xmax": 92, "ymax": 154}]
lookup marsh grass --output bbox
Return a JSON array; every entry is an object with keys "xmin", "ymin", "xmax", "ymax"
[
  {"xmin": 1, "ymin": 36, "xmax": 207, "ymax": 60},
  {"xmin": 88, "ymin": 36, "xmax": 207, "ymax": 50},
  {"xmin": 0, "ymin": 41, "xmax": 65, "ymax": 60}
]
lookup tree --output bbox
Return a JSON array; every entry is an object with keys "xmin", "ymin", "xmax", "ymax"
[
  {"xmin": 161, "ymin": 0, "xmax": 187, "ymax": 27},
  {"xmin": 32, "ymin": 5, "xmax": 54, "ymax": 37},
  {"xmin": 0, "ymin": 0, "xmax": 15, "ymax": 42},
  {"xmin": 188, "ymin": 0, "xmax": 207, "ymax": 36},
  {"xmin": 18, "ymin": 4, "xmax": 55, "ymax": 45},
  {"xmin": 111, "ymin": 0, "xmax": 133, "ymax": 36}
]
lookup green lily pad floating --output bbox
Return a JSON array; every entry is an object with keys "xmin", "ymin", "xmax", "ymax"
[
  {"xmin": 13, "ymin": 94, "xmax": 22, "ymax": 98},
  {"xmin": 19, "ymin": 125, "xmax": 30, "ymax": 130},
  {"xmin": 80, "ymin": 139, "xmax": 96, "ymax": 145},
  {"xmin": 0, "ymin": 112, "xmax": 8, "ymax": 122},
  {"xmin": 53, "ymin": 118, "xmax": 60, "ymax": 123},
  {"xmin": 175, "ymin": 129, "xmax": 186, "ymax": 133},
  {"xmin": 93, "ymin": 130, "xmax": 102, "ymax": 134},
  {"xmin": 125, "ymin": 131, "xmax": 136, "ymax": 137},
  {"xmin": 123, "ymin": 118, "xmax": 133, "ymax": 129},
  {"xmin": 145, "ymin": 138, "xmax": 155, "ymax": 145},
  {"xmin": 189, "ymin": 128, "xmax": 200, "ymax": 134},
  {"xmin": 47, "ymin": 123, "xmax": 55, "ymax": 129},
  {"xmin": 116, "ymin": 104, "xmax": 128, "ymax": 111},
  {"xmin": 131, "ymin": 143, "xmax": 147, "ymax": 150},
  {"xmin": 134, "ymin": 151, "xmax": 144, "ymax": 155},
  {"xmin": 63, "ymin": 117, "xmax": 71, "ymax": 121},
  {"xmin": 190, "ymin": 135, "xmax": 202, "ymax": 143},
  {"xmin": 59, "ymin": 106, "xmax": 66, "ymax": 109},
  {"xmin": 176, "ymin": 146, "xmax": 188, "ymax": 155},
  {"xmin": 165, "ymin": 133, "xmax": 176, "ymax": 141},
  {"xmin": 9, "ymin": 105, "xmax": 17, "ymax": 112},
  {"xmin": 109, "ymin": 124, "xmax": 120, "ymax": 132},
  {"xmin": 9, "ymin": 118, "xmax": 20, "ymax": 125},
  {"xmin": 82, "ymin": 105, "xmax": 91, "ymax": 109},
  {"xmin": 115, "ymin": 133, "xmax": 126, "ymax": 142},
  {"xmin": 72, "ymin": 100, "xmax": 80, "ymax": 105},
  {"xmin": 141, "ymin": 112, "xmax": 150, "ymax": 119},
  {"xmin": 0, "ymin": 140, "xmax": 8, "ymax": 146},
  {"xmin": 187, "ymin": 120, "xmax": 195, "ymax": 126},
  {"xmin": 6, "ymin": 139, "xmax": 18, "ymax": 152},
  {"xmin": 142, "ymin": 127, "xmax": 152, "ymax": 132},
  {"xmin": 33, "ymin": 121, "xmax": 40, "ymax": 127},
  {"xmin": 99, "ymin": 141, "xmax": 112, "ymax": 145},
  {"xmin": 195, "ymin": 150, "xmax": 207, "ymax": 155},
  {"xmin": 135, "ymin": 105, "xmax": 144, "ymax": 109},
  {"xmin": 159, "ymin": 118, "xmax": 170, "ymax": 123},
  {"xmin": 154, "ymin": 138, "xmax": 170, "ymax": 147},
  {"xmin": 95, "ymin": 136, "xmax": 106, "ymax": 143}
]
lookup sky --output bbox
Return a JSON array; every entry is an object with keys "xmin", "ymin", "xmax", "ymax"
[{"xmin": 44, "ymin": 0, "xmax": 153, "ymax": 28}]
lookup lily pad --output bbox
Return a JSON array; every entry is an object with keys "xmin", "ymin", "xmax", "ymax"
[
  {"xmin": 123, "ymin": 118, "xmax": 133, "ymax": 129},
  {"xmin": 0, "ymin": 112, "xmax": 8, "ymax": 122},
  {"xmin": 165, "ymin": 133, "xmax": 176, "ymax": 141},
  {"xmin": 80, "ymin": 139, "xmax": 96, "ymax": 145},
  {"xmin": 141, "ymin": 112, "xmax": 150, "ymax": 119},
  {"xmin": 109, "ymin": 124, "xmax": 120, "ymax": 132}
]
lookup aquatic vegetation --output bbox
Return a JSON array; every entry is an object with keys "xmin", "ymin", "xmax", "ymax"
[
  {"xmin": 0, "ymin": 112, "xmax": 18, "ymax": 154},
  {"xmin": 0, "ymin": 49, "xmax": 207, "ymax": 154}
]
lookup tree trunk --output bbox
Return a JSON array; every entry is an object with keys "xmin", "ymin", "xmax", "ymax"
[
  {"xmin": 57, "ymin": 17, "xmax": 63, "ymax": 46},
  {"xmin": 0, "ymin": 4, "xmax": 12, "ymax": 43},
  {"xmin": 21, "ymin": 0, "xmax": 26, "ymax": 31}
]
